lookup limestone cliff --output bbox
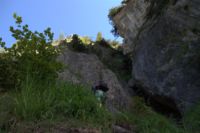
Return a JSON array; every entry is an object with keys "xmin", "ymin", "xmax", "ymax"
[{"xmin": 112, "ymin": 0, "xmax": 200, "ymax": 113}]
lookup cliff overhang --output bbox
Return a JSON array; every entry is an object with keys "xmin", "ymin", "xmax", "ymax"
[{"xmin": 111, "ymin": 0, "xmax": 200, "ymax": 114}]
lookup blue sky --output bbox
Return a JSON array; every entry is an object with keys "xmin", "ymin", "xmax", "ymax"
[{"xmin": 0, "ymin": 0, "xmax": 122, "ymax": 47}]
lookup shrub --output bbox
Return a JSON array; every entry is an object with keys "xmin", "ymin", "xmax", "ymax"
[
  {"xmin": 80, "ymin": 36, "xmax": 92, "ymax": 45},
  {"xmin": 96, "ymin": 39, "xmax": 111, "ymax": 48},
  {"xmin": 0, "ymin": 13, "xmax": 63, "ymax": 90},
  {"xmin": 69, "ymin": 34, "xmax": 87, "ymax": 52},
  {"xmin": 108, "ymin": 6, "xmax": 123, "ymax": 19}
]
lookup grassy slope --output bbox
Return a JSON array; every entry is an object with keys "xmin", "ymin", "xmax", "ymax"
[
  {"xmin": 0, "ymin": 76, "xmax": 112, "ymax": 133},
  {"xmin": 1, "ymin": 77, "xmax": 200, "ymax": 133},
  {"xmin": 0, "ymin": 64, "xmax": 199, "ymax": 133}
]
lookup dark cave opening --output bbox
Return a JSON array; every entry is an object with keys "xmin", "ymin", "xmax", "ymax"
[{"xmin": 132, "ymin": 84, "xmax": 182, "ymax": 121}]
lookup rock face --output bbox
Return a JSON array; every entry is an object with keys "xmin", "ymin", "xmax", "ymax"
[
  {"xmin": 113, "ymin": 0, "xmax": 200, "ymax": 113},
  {"xmin": 58, "ymin": 48, "xmax": 132, "ymax": 112}
]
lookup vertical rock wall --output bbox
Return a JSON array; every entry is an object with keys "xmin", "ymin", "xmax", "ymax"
[{"xmin": 113, "ymin": 0, "xmax": 200, "ymax": 113}]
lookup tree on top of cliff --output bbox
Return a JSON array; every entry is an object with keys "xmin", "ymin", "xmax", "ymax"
[
  {"xmin": 70, "ymin": 34, "xmax": 87, "ymax": 52},
  {"xmin": 96, "ymin": 32, "xmax": 103, "ymax": 42}
]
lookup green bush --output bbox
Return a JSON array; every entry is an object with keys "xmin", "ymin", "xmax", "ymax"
[{"xmin": 0, "ymin": 13, "xmax": 63, "ymax": 90}]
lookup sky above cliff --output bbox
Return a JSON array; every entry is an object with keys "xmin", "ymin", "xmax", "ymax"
[{"xmin": 0, "ymin": 0, "xmax": 122, "ymax": 47}]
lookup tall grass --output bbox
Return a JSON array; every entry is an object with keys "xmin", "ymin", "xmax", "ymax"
[
  {"xmin": 13, "ymin": 74, "xmax": 112, "ymax": 128},
  {"xmin": 14, "ymin": 75, "xmax": 56, "ymax": 121}
]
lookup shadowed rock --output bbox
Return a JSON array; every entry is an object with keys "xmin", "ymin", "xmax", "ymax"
[
  {"xmin": 112, "ymin": 0, "xmax": 200, "ymax": 114},
  {"xmin": 58, "ymin": 48, "xmax": 132, "ymax": 112}
]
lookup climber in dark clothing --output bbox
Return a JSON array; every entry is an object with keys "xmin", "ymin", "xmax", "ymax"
[{"xmin": 92, "ymin": 81, "xmax": 109, "ymax": 106}]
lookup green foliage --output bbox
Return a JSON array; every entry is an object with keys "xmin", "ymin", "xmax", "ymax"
[
  {"xmin": 0, "ymin": 38, "xmax": 6, "ymax": 48},
  {"xmin": 107, "ymin": 40, "xmax": 120, "ymax": 49},
  {"xmin": 114, "ymin": 97, "xmax": 184, "ymax": 133},
  {"xmin": 0, "ymin": 13, "xmax": 63, "ymax": 90},
  {"xmin": 60, "ymin": 34, "xmax": 131, "ymax": 81},
  {"xmin": 63, "ymin": 34, "xmax": 122, "ymax": 51},
  {"xmin": 96, "ymin": 39, "xmax": 111, "ymax": 48},
  {"xmin": 90, "ymin": 41, "xmax": 132, "ymax": 81},
  {"xmin": 0, "ymin": 74, "xmax": 112, "ymax": 131},
  {"xmin": 3, "ymin": 91, "xmax": 200, "ymax": 133},
  {"xmin": 114, "ymin": 97, "xmax": 200, "ymax": 133},
  {"xmin": 13, "ymin": 13, "xmax": 22, "ymax": 24},
  {"xmin": 108, "ymin": 6, "xmax": 123, "ymax": 19},
  {"xmin": 0, "ymin": 54, "xmax": 18, "ymax": 90},
  {"xmin": 183, "ymin": 103, "xmax": 200, "ymax": 133},
  {"xmin": 13, "ymin": 75, "xmax": 112, "ymax": 130},
  {"xmin": 58, "ymin": 32, "xmax": 65, "ymax": 41},
  {"xmin": 14, "ymin": 75, "xmax": 56, "ymax": 121},
  {"xmin": 80, "ymin": 36, "xmax": 92, "ymax": 45},
  {"xmin": 96, "ymin": 32, "xmax": 103, "ymax": 42},
  {"xmin": 69, "ymin": 34, "xmax": 87, "ymax": 52}
]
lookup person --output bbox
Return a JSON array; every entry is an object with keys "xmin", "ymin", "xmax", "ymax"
[{"xmin": 92, "ymin": 81, "xmax": 109, "ymax": 107}]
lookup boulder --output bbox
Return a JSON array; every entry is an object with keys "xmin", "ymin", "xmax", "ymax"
[{"xmin": 58, "ymin": 48, "xmax": 132, "ymax": 112}]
